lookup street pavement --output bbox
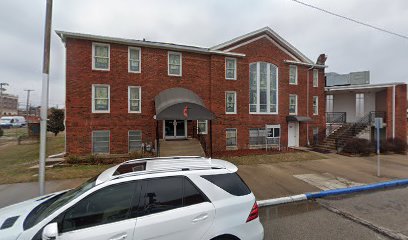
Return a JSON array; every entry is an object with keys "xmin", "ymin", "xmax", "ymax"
[
  {"xmin": 239, "ymin": 153, "xmax": 408, "ymax": 200},
  {"xmin": 261, "ymin": 186, "xmax": 408, "ymax": 239},
  {"xmin": 0, "ymin": 178, "xmax": 86, "ymax": 208}
]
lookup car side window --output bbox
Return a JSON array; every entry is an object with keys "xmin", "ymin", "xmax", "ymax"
[
  {"xmin": 60, "ymin": 182, "xmax": 136, "ymax": 233},
  {"xmin": 183, "ymin": 178, "xmax": 208, "ymax": 206},
  {"xmin": 139, "ymin": 177, "xmax": 183, "ymax": 217}
]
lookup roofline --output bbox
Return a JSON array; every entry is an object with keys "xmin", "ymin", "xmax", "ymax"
[
  {"xmin": 55, "ymin": 30, "xmax": 245, "ymax": 57},
  {"xmin": 325, "ymin": 82, "xmax": 406, "ymax": 91},
  {"xmin": 210, "ymin": 27, "xmax": 314, "ymax": 64},
  {"xmin": 284, "ymin": 60, "xmax": 327, "ymax": 68}
]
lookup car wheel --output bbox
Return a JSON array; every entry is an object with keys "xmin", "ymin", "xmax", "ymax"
[{"xmin": 211, "ymin": 235, "xmax": 240, "ymax": 240}]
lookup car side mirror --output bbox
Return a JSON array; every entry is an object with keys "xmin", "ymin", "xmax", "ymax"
[{"xmin": 42, "ymin": 222, "xmax": 58, "ymax": 240}]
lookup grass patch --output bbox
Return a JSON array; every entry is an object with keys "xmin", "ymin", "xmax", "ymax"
[
  {"xmin": 0, "ymin": 132, "xmax": 66, "ymax": 184},
  {"xmin": 225, "ymin": 151, "xmax": 327, "ymax": 166},
  {"xmin": 1, "ymin": 127, "xmax": 28, "ymax": 138}
]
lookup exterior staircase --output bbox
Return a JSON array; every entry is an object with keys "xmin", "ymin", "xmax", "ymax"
[
  {"xmin": 159, "ymin": 138, "xmax": 205, "ymax": 157},
  {"xmin": 315, "ymin": 111, "xmax": 385, "ymax": 152}
]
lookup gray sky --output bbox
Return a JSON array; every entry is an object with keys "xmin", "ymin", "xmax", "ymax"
[{"xmin": 0, "ymin": 0, "xmax": 407, "ymax": 108}]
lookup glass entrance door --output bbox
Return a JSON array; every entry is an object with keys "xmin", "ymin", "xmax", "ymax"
[{"xmin": 164, "ymin": 120, "xmax": 186, "ymax": 139}]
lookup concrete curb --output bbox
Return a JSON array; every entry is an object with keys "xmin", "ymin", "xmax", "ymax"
[{"xmin": 257, "ymin": 178, "xmax": 408, "ymax": 207}]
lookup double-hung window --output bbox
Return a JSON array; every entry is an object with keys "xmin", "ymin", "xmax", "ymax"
[
  {"xmin": 128, "ymin": 130, "xmax": 142, "ymax": 152},
  {"xmin": 92, "ymin": 43, "xmax": 110, "ymax": 70},
  {"xmin": 249, "ymin": 128, "xmax": 266, "ymax": 146},
  {"xmin": 92, "ymin": 130, "xmax": 110, "ymax": 154},
  {"xmin": 225, "ymin": 58, "xmax": 237, "ymax": 80},
  {"xmin": 313, "ymin": 69, "xmax": 319, "ymax": 87},
  {"xmin": 128, "ymin": 47, "xmax": 141, "ymax": 73},
  {"xmin": 225, "ymin": 91, "xmax": 237, "ymax": 114},
  {"xmin": 249, "ymin": 62, "xmax": 278, "ymax": 114},
  {"xmin": 313, "ymin": 96, "xmax": 319, "ymax": 115},
  {"xmin": 267, "ymin": 125, "xmax": 280, "ymax": 145},
  {"xmin": 289, "ymin": 94, "xmax": 297, "ymax": 115},
  {"xmin": 226, "ymin": 128, "xmax": 237, "ymax": 149},
  {"xmin": 197, "ymin": 120, "xmax": 208, "ymax": 134},
  {"xmin": 92, "ymin": 84, "xmax": 110, "ymax": 113},
  {"xmin": 289, "ymin": 65, "xmax": 297, "ymax": 85},
  {"xmin": 168, "ymin": 52, "xmax": 182, "ymax": 76},
  {"xmin": 128, "ymin": 86, "xmax": 141, "ymax": 113}
]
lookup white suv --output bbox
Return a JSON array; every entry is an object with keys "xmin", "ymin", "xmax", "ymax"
[{"xmin": 0, "ymin": 157, "xmax": 264, "ymax": 240}]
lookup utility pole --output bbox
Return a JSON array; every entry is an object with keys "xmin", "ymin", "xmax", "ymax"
[
  {"xmin": 24, "ymin": 89, "xmax": 34, "ymax": 119},
  {"xmin": 0, "ymin": 82, "xmax": 9, "ymax": 117},
  {"xmin": 39, "ymin": 0, "xmax": 53, "ymax": 196}
]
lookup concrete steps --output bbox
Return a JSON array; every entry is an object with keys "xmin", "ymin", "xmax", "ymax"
[{"xmin": 159, "ymin": 138, "xmax": 205, "ymax": 157}]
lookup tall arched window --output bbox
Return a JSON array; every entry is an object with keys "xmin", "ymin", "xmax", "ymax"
[{"xmin": 249, "ymin": 62, "xmax": 278, "ymax": 114}]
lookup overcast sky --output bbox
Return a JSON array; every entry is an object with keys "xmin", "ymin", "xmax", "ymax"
[{"xmin": 0, "ymin": 0, "xmax": 407, "ymax": 108}]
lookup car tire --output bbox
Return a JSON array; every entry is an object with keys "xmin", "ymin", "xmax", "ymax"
[{"xmin": 211, "ymin": 235, "xmax": 240, "ymax": 240}]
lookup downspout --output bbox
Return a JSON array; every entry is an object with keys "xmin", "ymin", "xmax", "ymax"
[
  {"xmin": 306, "ymin": 65, "xmax": 314, "ymax": 146},
  {"xmin": 392, "ymin": 85, "xmax": 395, "ymax": 139}
]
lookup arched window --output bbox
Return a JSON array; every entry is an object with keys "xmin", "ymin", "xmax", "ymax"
[{"xmin": 249, "ymin": 62, "xmax": 278, "ymax": 114}]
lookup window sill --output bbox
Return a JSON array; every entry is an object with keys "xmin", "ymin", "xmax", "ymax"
[
  {"xmin": 92, "ymin": 68, "xmax": 110, "ymax": 71},
  {"xmin": 128, "ymin": 70, "xmax": 141, "ymax": 74},
  {"xmin": 92, "ymin": 111, "xmax": 110, "ymax": 114},
  {"xmin": 128, "ymin": 111, "xmax": 142, "ymax": 114},
  {"xmin": 289, "ymin": 83, "xmax": 298, "ymax": 85},
  {"xmin": 226, "ymin": 146, "xmax": 238, "ymax": 150},
  {"xmin": 226, "ymin": 78, "xmax": 237, "ymax": 81},
  {"xmin": 225, "ymin": 112, "xmax": 237, "ymax": 115},
  {"xmin": 168, "ymin": 74, "xmax": 182, "ymax": 77},
  {"xmin": 249, "ymin": 112, "xmax": 279, "ymax": 115}
]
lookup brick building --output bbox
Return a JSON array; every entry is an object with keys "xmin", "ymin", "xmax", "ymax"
[{"xmin": 57, "ymin": 27, "xmax": 328, "ymax": 156}]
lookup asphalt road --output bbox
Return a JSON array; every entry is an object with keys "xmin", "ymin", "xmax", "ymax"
[{"xmin": 260, "ymin": 187, "xmax": 408, "ymax": 240}]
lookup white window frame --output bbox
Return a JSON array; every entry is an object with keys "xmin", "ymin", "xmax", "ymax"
[
  {"xmin": 226, "ymin": 128, "xmax": 237, "ymax": 149},
  {"xmin": 128, "ymin": 130, "xmax": 142, "ymax": 153},
  {"xmin": 92, "ymin": 42, "xmax": 110, "ymax": 71},
  {"xmin": 168, "ymin": 51, "xmax": 182, "ymax": 76},
  {"xmin": 313, "ymin": 96, "xmax": 319, "ymax": 115},
  {"xmin": 92, "ymin": 130, "xmax": 110, "ymax": 154},
  {"xmin": 313, "ymin": 69, "xmax": 319, "ymax": 87},
  {"xmin": 197, "ymin": 120, "xmax": 208, "ymax": 134},
  {"xmin": 225, "ymin": 57, "xmax": 237, "ymax": 80},
  {"xmin": 128, "ymin": 86, "xmax": 141, "ymax": 113},
  {"xmin": 249, "ymin": 62, "xmax": 279, "ymax": 115},
  {"xmin": 92, "ymin": 84, "xmax": 110, "ymax": 113},
  {"xmin": 289, "ymin": 94, "xmax": 298, "ymax": 115},
  {"xmin": 225, "ymin": 91, "xmax": 237, "ymax": 114},
  {"xmin": 289, "ymin": 65, "xmax": 298, "ymax": 85},
  {"xmin": 128, "ymin": 47, "xmax": 141, "ymax": 73}
]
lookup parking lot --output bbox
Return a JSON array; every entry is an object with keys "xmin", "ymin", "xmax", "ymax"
[{"xmin": 261, "ymin": 186, "xmax": 408, "ymax": 239}]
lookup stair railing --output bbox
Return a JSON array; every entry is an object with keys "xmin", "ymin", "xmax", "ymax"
[{"xmin": 314, "ymin": 112, "xmax": 346, "ymax": 146}]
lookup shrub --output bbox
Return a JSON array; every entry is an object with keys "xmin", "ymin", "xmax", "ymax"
[
  {"xmin": 391, "ymin": 138, "xmax": 407, "ymax": 154},
  {"xmin": 342, "ymin": 138, "xmax": 373, "ymax": 156}
]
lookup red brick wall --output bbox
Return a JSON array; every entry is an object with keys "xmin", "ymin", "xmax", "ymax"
[{"xmin": 65, "ymin": 35, "xmax": 326, "ymax": 155}]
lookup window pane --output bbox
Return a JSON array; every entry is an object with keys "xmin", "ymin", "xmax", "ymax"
[
  {"xmin": 95, "ymin": 99, "xmax": 108, "ymax": 111},
  {"xmin": 169, "ymin": 54, "xmax": 180, "ymax": 65},
  {"xmin": 169, "ymin": 65, "xmax": 180, "ymax": 75},
  {"xmin": 226, "ymin": 59, "xmax": 235, "ymax": 68},
  {"xmin": 226, "ymin": 69, "xmax": 235, "ymax": 79},
  {"xmin": 289, "ymin": 65, "xmax": 297, "ymax": 84},
  {"xmin": 95, "ymin": 58, "xmax": 108, "ymax": 69},
  {"xmin": 130, "ymin": 60, "xmax": 140, "ymax": 72},
  {"xmin": 130, "ymin": 88, "xmax": 139, "ymax": 100},
  {"xmin": 183, "ymin": 178, "xmax": 206, "ymax": 206},
  {"xmin": 95, "ymin": 46, "xmax": 108, "ymax": 57},
  {"xmin": 226, "ymin": 129, "xmax": 237, "ymax": 146},
  {"xmin": 95, "ymin": 86, "xmax": 108, "ymax": 98},
  {"xmin": 197, "ymin": 120, "xmax": 207, "ymax": 134},
  {"xmin": 140, "ymin": 177, "xmax": 183, "ymax": 216},
  {"xmin": 249, "ymin": 64, "xmax": 257, "ymax": 106},
  {"xmin": 226, "ymin": 92, "xmax": 235, "ymax": 113},
  {"xmin": 129, "ymin": 49, "xmax": 139, "ymax": 60},
  {"xmin": 129, "ymin": 130, "xmax": 142, "ymax": 152},
  {"xmin": 201, "ymin": 173, "xmax": 250, "ymax": 196},
  {"xmin": 61, "ymin": 182, "xmax": 135, "ymax": 232},
  {"xmin": 93, "ymin": 131, "xmax": 109, "ymax": 154},
  {"xmin": 274, "ymin": 128, "xmax": 280, "ymax": 137}
]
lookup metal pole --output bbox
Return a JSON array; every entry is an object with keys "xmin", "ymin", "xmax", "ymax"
[
  {"xmin": 39, "ymin": 0, "xmax": 53, "ymax": 196},
  {"xmin": 377, "ymin": 124, "xmax": 380, "ymax": 177},
  {"xmin": 24, "ymin": 90, "xmax": 34, "ymax": 119},
  {"xmin": 209, "ymin": 120, "xmax": 213, "ymax": 158}
]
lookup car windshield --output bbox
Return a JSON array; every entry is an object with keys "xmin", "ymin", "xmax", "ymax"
[{"xmin": 24, "ymin": 176, "xmax": 97, "ymax": 229}]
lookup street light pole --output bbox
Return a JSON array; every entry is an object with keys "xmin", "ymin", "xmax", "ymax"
[
  {"xmin": 24, "ymin": 89, "xmax": 34, "ymax": 119},
  {"xmin": 39, "ymin": 0, "xmax": 53, "ymax": 196},
  {"xmin": 0, "ymin": 82, "xmax": 9, "ymax": 116}
]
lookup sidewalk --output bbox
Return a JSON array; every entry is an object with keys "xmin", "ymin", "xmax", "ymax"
[
  {"xmin": 0, "ymin": 178, "xmax": 86, "ymax": 208},
  {"xmin": 238, "ymin": 153, "xmax": 408, "ymax": 200}
]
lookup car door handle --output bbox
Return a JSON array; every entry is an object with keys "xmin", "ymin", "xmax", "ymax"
[
  {"xmin": 110, "ymin": 234, "xmax": 127, "ymax": 240},
  {"xmin": 192, "ymin": 214, "xmax": 208, "ymax": 223}
]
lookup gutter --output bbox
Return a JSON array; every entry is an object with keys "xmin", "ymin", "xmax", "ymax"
[
  {"xmin": 284, "ymin": 60, "xmax": 327, "ymax": 68},
  {"xmin": 56, "ymin": 30, "xmax": 246, "ymax": 57}
]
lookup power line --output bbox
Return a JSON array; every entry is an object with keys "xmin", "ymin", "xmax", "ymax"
[{"xmin": 291, "ymin": 0, "xmax": 408, "ymax": 40}]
